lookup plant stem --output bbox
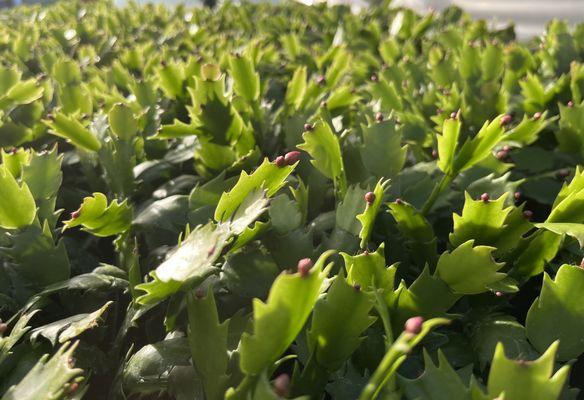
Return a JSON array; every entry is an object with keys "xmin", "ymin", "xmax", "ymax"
[
  {"xmin": 373, "ymin": 289, "xmax": 396, "ymax": 392},
  {"xmin": 421, "ymin": 174, "xmax": 452, "ymax": 216},
  {"xmin": 358, "ymin": 334, "xmax": 410, "ymax": 400}
]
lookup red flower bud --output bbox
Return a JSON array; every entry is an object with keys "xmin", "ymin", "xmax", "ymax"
[
  {"xmin": 297, "ymin": 258, "xmax": 313, "ymax": 277},
  {"xmin": 304, "ymin": 123, "xmax": 314, "ymax": 131},
  {"xmin": 431, "ymin": 149, "xmax": 438, "ymax": 159},
  {"xmin": 354, "ymin": 283, "xmax": 361, "ymax": 291},
  {"xmin": 496, "ymin": 150, "xmax": 508, "ymax": 160},
  {"xmin": 284, "ymin": 151, "xmax": 301, "ymax": 165},
  {"xmin": 495, "ymin": 291, "xmax": 504, "ymax": 297},
  {"xmin": 273, "ymin": 374, "xmax": 290, "ymax": 397},
  {"xmin": 500, "ymin": 114, "xmax": 512, "ymax": 126},
  {"xmin": 70, "ymin": 210, "xmax": 80, "ymax": 219},
  {"xmin": 395, "ymin": 198, "xmax": 403, "ymax": 205},
  {"xmin": 68, "ymin": 382, "xmax": 79, "ymax": 393},
  {"xmin": 0, "ymin": 323, "xmax": 7, "ymax": 335},
  {"xmin": 404, "ymin": 316, "xmax": 424, "ymax": 334},
  {"xmin": 365, "ymin": 192, "xmax": 376, "ymax": 205},
  {"xmin": 274, "ymin": 156, "xmax": 286, "ymax": 168},
  {"xmin": 514, "ymin": 191, "xmax": 522, "ymax": 200},
  {"xmin": 480, "ymin": 193, "xmax": 490, "ymax": 202},
  {"xmin": 370, "ymin": 73, "xmax": 378, "ymax": 82},
  {"xmin": 568, "ymin": 101, "xmax": 574, "ymax": 108},
  {"xmin": 375, "ymin": 112, "xmax": 383, "ymax": 122},
  {"xmin": 533, "ymin": 112, "xmax": 542, "ymax": 120},
  {"xmin": 557, "ymin": 169, "xmax": 570, "ymax": 179},
  {"xmin": 450, "ymin": 111, "xmax": 458, "ymax": 119},
  {"xmin": 523, "ymin": 210, "xmax": 533, "ymax": 220},
  {"xmin": 316, "ymin": 75, "xmax": 326, "ymax": 85}
]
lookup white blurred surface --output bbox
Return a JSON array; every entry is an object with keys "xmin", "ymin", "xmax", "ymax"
[{"xmin": 111, "ymin": 0, "xmax": 584, "ymax": 39}]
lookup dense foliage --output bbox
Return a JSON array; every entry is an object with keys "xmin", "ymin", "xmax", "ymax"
[{"xmin": 1, "ymin": 0, "xmax": 584, "ymax": 398}]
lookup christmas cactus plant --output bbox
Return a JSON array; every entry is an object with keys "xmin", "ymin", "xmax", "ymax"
[{"xmin": 1, "ymin": 0, "xmax": 584, "ymax": 399}]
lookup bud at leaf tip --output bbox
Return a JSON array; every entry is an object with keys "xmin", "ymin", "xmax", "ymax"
[
  {"xmin": 365, "ymin": 192, "xmax": 376, "ymax": 205},
  {"xmin": 480, "ymin": 193, "xmax": 490, "ymax": 202},
  {"xmin": 297, "ymin": 258, "xmax": 313, "ymax": 277},
  {"xmin": 500, "ymin": 114, "xmax": 512, "ymax": 126},
  {"xmin": 404, "ymin": 316, "xmax": 424, "ymax": 334},
  {"xmin": 274, "ymin": 156, "xmax": 286, "ymax": 168},
  {"xmin": 273, "ymin": 374, "xmax": 290, "ymax": 397},
  {"xmin": 284, "ymin": 151, "xmax": 301, "ymax": 165}
]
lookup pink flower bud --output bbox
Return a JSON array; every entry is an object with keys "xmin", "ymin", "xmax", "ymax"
[
  {"xmin": 480, "ymin": 193, "xmax": 490, "ymax": 202},
  {"xmin": 404, "ymin": 316, "xmax": 424, "ymax": 334},
  {"xmin": 304, "ymin": 123, "xmax": 314, "ymax": 131},
  {"xmin": 500, "ymin": 114, "xmax": 512, "ymax": 126},
  {"xmin": 365, "ymin": 192, "xmax": 376, "ymax": 205},
  {"xmin": 375, "ymin": 112, "xmax": 383, "ymax": 122},
  {"xmin": 273, "ymin": 374, "xmax": 290, "ymax": 397},
  {"xmin": 284, "ymin": 151, "xmax": 301, "ymax": 165},
  {"xmin": 274, "ymin": 156, "xmax": 286, "ymax": 168},
  {"xmin": 297, "ymin": 258, "xmax": 313, "ymax": 277}
]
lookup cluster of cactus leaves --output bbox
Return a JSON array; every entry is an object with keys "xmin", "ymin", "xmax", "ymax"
[{"xmin": 2, "ymin": 0, "xmax": 584, "ymax": 399}]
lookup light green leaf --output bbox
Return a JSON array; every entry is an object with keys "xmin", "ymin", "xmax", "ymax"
[
  {"xmin": 239, "ymin": 251, "xmax": 334, "ymax": 375},
  {"xmin": 0, "ymin": 311, "xmax": 38, "ymax": 365},
  {"xmin": 505, "ymin": 112, "xmax": 553, "ymax": 145},
  {"xmin": 435, "ymin": 240, "xmax": 505, "ymax": 295},
  {"xmin": 229, "ymin": 53, "xmax": 260, "ymax": 102},
  {"xmin": 357, "ymin": 179, "xmax": 390, "ymax": 249},
  {"xmin": 400, "ymin": 350, "xmax": 471, "ymax": 400},
  {"xmin": 534, "ymin": 222, "xmax": 584, "ymax": 247},
  {"xmin": 453, "ymin": 116, "xmax": 505, "ymax": 174},
  {"xmin": 108, "ymin": 103, "xmax": 138, "ymax": 140},
  {"xmin": 393, "ymin": 266, "xmax": 459, "ymax": 329},
  {"xmin": 215, "ymin": 158, "xmax": 295, "ymax": 222},
  {"xmin": 45, "ymin": 113, "xmax": 102, "ymax": 152},
  {"xmin": 2, "ymin": 342, "xmax": 84, "ymax": 400},
  {"xmin": 187, "ymin": 289, "xmax": 230, "ymax": 400},
  {"xmin": 285, "ymin": 67, "xmax": 307, "ymax": 110},
  {"xmin": 307, "ymin": 275, "xmax": 376, "ymax": 371},
  {"xmin": 487, "ymin": 341, "xmax": 569, "ymax": 400},
  {"xmin": 63, "ymin": 193, "xmax": 132, "ymax": 237},
  {"xmin": 526, "ymin": 264, "xmax": 584, "ymax": 361},
  {"xmin": 511, "ymin": 230, "xmax": 563, "ymax": 279},
  {"xmin": 450, "ymin": 192, "xmax": 512, "ymax": 247},
  {"xmin": 359, "ymin": 120, "xmax": 407, "ymax": 180},
  {"xmin": 298, "ymin": 120, "xmax": 345, "ymax": 183},
  {"xmin": 437, "ymin": 117, "xmax": 461, "ymax": 174},
  {"xmin": 343, "ymin": 243, "xmax": 394, "ymax": 301},
  {"xmin": 0, "ymin": 165, "xmax": 36, "ymax": 229}
]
